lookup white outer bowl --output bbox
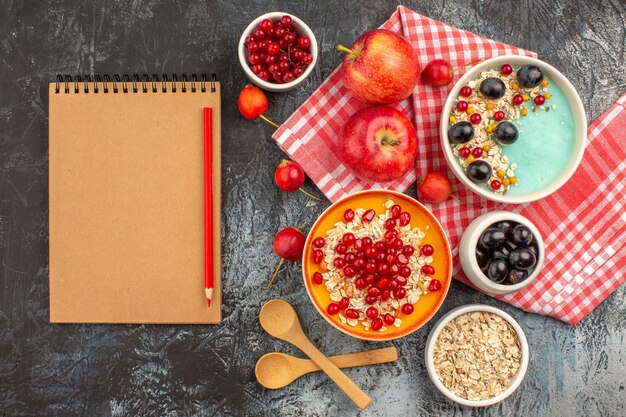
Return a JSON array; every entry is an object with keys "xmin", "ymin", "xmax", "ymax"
[
  {"xmin": 238, "ymin": 12, "xmax": 318, "ymax": 92},
  {"xmin": 425, "ymin": 304, "xmax": 529, "ymax": 407},
  {"xmin": 440, "ymin": 55, "xmax": 587, "ymax": 204},
  {"xmin": 459, "ymin": 211, "xmax": 544, "ymax": 295}
]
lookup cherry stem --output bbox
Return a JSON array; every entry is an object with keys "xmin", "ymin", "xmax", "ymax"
[
  {"xmin": 259, "ymin": 114, "xmax": 281, "ymax": 129},
  {"xmin": 451, "ymin": 193, "xmax": 484, "ymax": 209},
  {"xmin": 451, "ymin": 58, "xmax": 485, "ymax": 74},
  {"xmin": 267, "ymin": 258, "xmax": 285, "ymax": 288},
  {"xmin": 336, "ymin": 44, "xmax": 358, "ymax": 59},
  {"xmin": 298, "ymin": 188, "xmax": 325, "ymax": 201}
]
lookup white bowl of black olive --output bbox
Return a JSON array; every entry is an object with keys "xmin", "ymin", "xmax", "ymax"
[{"xmin": 459, "ymin": 211, "xmax": 544, "ymax": 295}]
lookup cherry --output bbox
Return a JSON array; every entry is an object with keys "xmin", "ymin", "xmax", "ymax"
[
  {"xmin": 459, "ymin": 147, "xmax": 471, "ymax": 158},
  {"xmin": 313, "ymin": 249, "xmax": 324, "ymax": 264},
  {"xmin": 402, "ymin": 246, "xmax": 415, "ymax": 257},
  {"xmin": 460, "ymin": 86, "xmax": 472, "ymax": 97},
  {"xmin": 268, "ymin": 227, "xmax": 306, "ymax": 287},
  {"xmin": 384, "ymin": 313, "xmax": 395, "ymax": 326},
  {"xmin": 335, "ymin": 243, "xmax": 347, "ymax": 255},
  {"xmin": 312, "ymin": 271, "xmax": 323, "ymax": 285},
  {"xmin": 421, "ymin": 59, "xmax": 453, "ymax": 86},
  {"xmin": 327, "ymin": 303, "xmax": 340, "ymax": 315},
  {"xmin": 399, "ymin": 212, "xmax": 411, "ymax": 226},
  {"xmin": 421, "ymin": 244, "xmax": 434, "ymax": 256},
  {"xmin": 401, "ymin": 303, "xmax": 414, "ymax": 315},
  {"xmin": 362, "ymin": 209, "xmax": 376, "ymax": 222},
  {"xmin": 237, "ymin": 85, "xmax": 279, "ymax": 127},
  {"xmin": 421, "ymin": 265, "xmax": 435, "ymax": 275},
  {"xmin": 456, "ymin": 101, "xmax": 468, "ymax": 112},
  {"xmin": 281, "ymin": 15, "xmax": 292, "ymax": 27},
  {"xmin": 493, "ymin": 110, "xmax": 505, "ymax": 121},
  {"xmin": 472, "ymin": 147, "xmax": 483, "ymax": 158},
  {"xmin": 394, "ymin": 287, "xmax": 407, "ymax": 299},
  {"xmin": 385, "ymin": 218, "xmax": 397, "ymax": 230},
  {"xmin": 344, "ymin": 208, "xmax": 355, "ymax": 223},
  {"xmin": 534, "ymin": 95, "xmax": 545, "ymax": 105},
  {"xmin": 399, "ymin": 266, "xmax": 411, "ymax": 278},
  {"xmin": 312, "ymin": 237, "xmax": 325, "ymax": 248},
  {"xmin": 390, "ymin": 204, "xmax": 402, "ymax": 219},
  {"xmin": 512, "ymin": 94, "xmax": 524, "ymax": 106},
  {"xmin": 428, "ymin": 279, "xmax": 442, "ymax": 292},
  {"xmin": 500, "ymin": 64, "xmax": 513, "ymax": 75},
  {"xmin": 354, "ymin": 277, "xmax": 367, "ymax": 289},
  {"xmin": 297, "ymin": 36, "xmax": 311, "ymax": 48},
  {"xmin": 274, "ymin": 159, "xmax": 305, "ymax": 192},
  {"xmin": 366, "ymin": 306, "xmax": 379, "ymax": 319},
  {"xmin": 470, "ymin": 113, "xmax": 482, "ymax": 125},
  {"xmin": 333, "ymin": 257, "xmax": 345, "ymax": 268},
  {"xmin": 417, "ymin": 172, "xmax": 452, "ymax": 204},
  {"xmin": 371, "ymin": 317, "xmax": 383, "ymax": 331}
]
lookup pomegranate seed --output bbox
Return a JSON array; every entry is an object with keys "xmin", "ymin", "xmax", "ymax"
[
  {"xmin": 401, "ymin": 303, "xmax": 414, "ymax": 315},
  {"xmin": 472, "ymin": 147, "xmax": 483, "ymax": 158},
  {"xmin": 389, "ymin": 264, "xmax": 400, "ymax": 276},
  {"xmin": 281, "ymin": 15, "xmax": 292, "ymax": 27},
  {"xmin": 384, "ymin": 313, "xmax": 395, "ymax": 326},
  {"xmin": 460, "ymin": 86, "xmax": 472, "ymax": 97},
  {"xmin": 459, "ymin": 146, "xmax": 471, "ymax": 158},
  {"xmin": 456, "ymin": 100, "xmax": 468, "ymax": 112},
  {"xmin": 377, "ymin": 277, "xmax": 390, "ymax": 289},
  {"xmin": 375, "ymin": 241, "xmax": 386, "ymax": 251},
  {"xmin": 381, "ymin": 290, "xmax": 391, "ymax": 301},
  {"xmin": 365, "ymin": 246, "xmax": 378, "ymax": 259},
  {"xmin": 344, "ymin": 253, "xmax": 356, "ymax": 264},
  {"xmin": 402, "ymin": 246, "xmax": 415, "ymax": 256},
  {"xmin": 343, "ymin": 233, "xmax": 356, "ymax": 246},
  {"xmin": 392, "ymin": 238, "xmax": 404, "ymax": 250},
  {"xmin": 353, "ymin": 258, "xmax": 365, "ymax": 269},
  {"xmin": 399, "ymin": 212, "xmax": 411, "ymax": 226},
  {"xmin": 365, "ymin": 261, "xmax": 377, "ymax": 273},
  {"xmin": 491, "ymin": 180, "xmax": 501, "ymax": 190},
  {"xmin": 470, "ymin": 113, "xmax": 482, "ymax": 125},
  {"xmin": 333, "ymin": 258, "xmax": 345, "ymax": 268},
  {"xmin": 399, "ymin": 266, "xmax": 411, "ymax": 278},
  {"xmin": 385, "ymin": 254, "xmax": 396, "ymax": 266},
  {"xmin": 428, "ymin": 279, "xmax": 442, "ymax": 292},
  {"xmin": 312, "ymin": 272, "xmax": 323, "ymax": 285},
  {"xmin": 394, "ymin": 287, "xmax": 407, "ymax": 299},
  {"xmin": 395, "ymin": 276, "xmax": 408, "ymax": 286},
  {"xmin": 512, "ymin": 94, "xmax": 524, "ymax": 106},
  {"xmin": 355, "ymin": 250, "xmax": 365, "ymax": 259},
  {"xmin": 362, "ymin": 237, "xmax": 373, "ymax": 247},
  {"xmin": 354, "ymin": 277, "xmax": 367, "ymax": 289},
  {"xmin": 353, "ymin": 239, "xmax": 363, "ymax": 251},
  {"xmin": 500, "ymin": 63, "xmax": 513, "ymax": 75},
  {"xmin": 335, "ymin": 243, "xmax": 347, "ymax": 255},
  {"xmin": 387, "ymin": 279, "xmax": 399, "ymax": 290},
  {"xmin": 365, "ymin": 274, "xmax": 376, "ymax": 285},
  {"xmin": 371, "ymin": 317, "xmax": 383, "ymax": 331},
  {"xmin": 313, "ymin": 249, "xmax": 324, "ymax": 264},
  {"xmin": 390, "ymin": 204, "xmax": 402, "ymax": 219},
  {"xmin": 366, "ymin": 306, "xmax": 379, "ymax": 319},
  {"xmin": 343, "ymin": 265, "xmax": 356, "ymax": 278},
  {"xmin": 367, "ymin": 286, "xmax": 381, "ymax": 297},
  {"xmin": 396, "ymin": 253, "xmax": 409, "ymax": 265},
  {"xmin": 365, "ymin": 294, "xmax": 377, "ymax": 305},
  {"xmin": 362, "ymin": 209, "xmax": 376, "ymax": 222},
  {"xmin": 421, "ymin": 244, "xmax": 434, "ymax": 256},
  {"xmin": 377, "ymin": 263, "xmax": 389, "ymax": 275},
  {"xmin": 339, "ymin": 297, "xmax": 350, "ymax": 310},
  {"xmin": 386, "ymin": 248, "xmax": 397, "ymax": 256},
  {"xmin": 384, "ymin": 229, "xmax": 398, "ymax": 239},
  {"xmin": 384, "ymin": 218, "xmax": 397, "ymax": 230},
  {"xmin": 421, "ymin": 265, "xmax": 435, "ymax": 275},
  {"xmin": 494, "ymin": 110, "xmax": 505, "ymax": 121},
  {"xmin": 343, "ymin": 208, "xmax": 355, "ymax": 223},
  {"xmin": 312, "ymin": 237, "xmax": 325, "ymax": 248},
  {"xmin": 534, "ymin": 95, "xmax": 545, "ymax": 106},
  {"xmin": 345, "ymin": 309, "xmax": 359, "ymax": 319},
  {"xmin": 327, "ymin": 303, "xmax": 339, "ymax": 315}
]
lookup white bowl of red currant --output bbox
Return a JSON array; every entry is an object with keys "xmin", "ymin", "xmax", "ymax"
[
  {"xmin": 238, "ymin": 12, "xmax": 318, "ymax": 92},
  {"xmin": 459, "ymin": 211, "xmax": 545, "ymax": 295}
]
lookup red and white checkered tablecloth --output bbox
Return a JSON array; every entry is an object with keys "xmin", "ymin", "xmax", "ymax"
[{"xmin": 272, "ymin": 6, "xmax": 626, "ymax": 324}]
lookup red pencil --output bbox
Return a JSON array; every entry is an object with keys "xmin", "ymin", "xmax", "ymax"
[{"xmin": 203, "ymin": 107, "xmax": 213, "ymax": 308}]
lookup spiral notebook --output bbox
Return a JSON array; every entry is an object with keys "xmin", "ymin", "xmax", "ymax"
[{"xmin": 48, "ymin": 74, "xmax": 221, "ymax": 323}]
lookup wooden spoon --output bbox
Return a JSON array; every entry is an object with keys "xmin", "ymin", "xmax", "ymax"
[
  {"xmin": 255, "ymin": 346, "xmax": 398, "ymax": 389},
  {"xmin": 259, "ymin": 299, "xmax": 372, "ymax": 410}
]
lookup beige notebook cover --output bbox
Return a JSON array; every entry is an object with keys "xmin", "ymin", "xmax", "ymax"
[{"xmin": 48, "ymin": 75, "xmax": 221, "ymax": 323}]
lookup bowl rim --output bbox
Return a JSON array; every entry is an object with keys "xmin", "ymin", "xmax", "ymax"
[
  {"xmin": 302, "ymin": 189, "xmax": 453, "ymax": 341},
  {"xmin": 238, "ymin": 11, "xmax": 318, "ymax": 91},
  {"xmin": 460, "ymin": 211, "xmax": 545, "ymax": 294},
  {"xmin": 439, "ymin": 55, "xmax": 587, "ymax": 204},
  {"xmin": 425, "ymin": 304, "xmax": 530, "ymax": 407}
]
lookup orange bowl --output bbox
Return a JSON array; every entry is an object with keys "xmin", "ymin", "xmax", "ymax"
[{"xmin": 302, "ymin": 190, "xmax": 452, "ymax": 341}]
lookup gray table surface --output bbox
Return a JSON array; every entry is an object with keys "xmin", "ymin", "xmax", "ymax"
[{"xmin": 1, "ymin": 1, "xmax": 625, "ymax": 416}]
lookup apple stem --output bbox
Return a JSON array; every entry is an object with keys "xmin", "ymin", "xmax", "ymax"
[
  {"xmin": 298, "ymin": 188, "xmax": 325, "ymax": 202},
  {"xmin": 336, "ymin": 44, "xmax": 359, "ymax": 59},
  {"xmin": 451, "ymin": 58, "xmax": 485, "ymax": 74},
  {"xmin": 267, "ymin": 257, "xmax": 285, "ymax": 288},
  {"xmin": 259, "ymin": 114, "xmax": 281, "ymax": 129}
]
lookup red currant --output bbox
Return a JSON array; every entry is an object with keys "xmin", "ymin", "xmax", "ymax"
[
  {"xmin": 258, "ymin": 70, "xmax": 270, "ymax": 81},
  {"xmin": 293, "ymin": 66, "xmax": 304, "ymax": 77},
  {"xmin": 491, "ymin": 180, "xmax": 501, "ymax": 190},
  {"xmin": 248, "ymin": 53, "xmax": 261, "ymax": 65},
  {"xmin": 460, "ymin": 86, "xmax": 472, "ymax": 97},
  {"xmin": 312, "ymin": 271, "xmax": 323, "ymax": 285},
  {"xmin": 252, "ymin": 28, "xmax": 265, "ymax": 39},
  {"xmin": 470, "ymin": 113, "xmax": 482, "ymax": 125},
  {"xmin": 421, "ymin": 244, "xmax": 434, "ymax": 256},
  {"xmin": 301, "ymin": 54, "xmax": 313, "ymax": 65},
  {"xmin": 247, "ymin": 41, "xmax": 260, "ymax": 52},
  {"xmin": 281, "ymin": 15, "xmax": 292, "ymax": 27},
  {"xmin": 283, "ymin": 72, "xmax": 295, "ymax": 83},
  {"xmin": 472, "ymin": 147, "xmax": 483, "ymax": 158},
  {"xmin": 512, "ymin": 94, "xmax": 524, "ymax": 106},
  {"xmin": 275, "ymin": 27, "xmax": 286, "ymax": 38},
  {"xmin": 500, "ymin": 64, "xmax": 513, "ymax": 75},
  {"xmin": 534, "ymin": 95, "xmax": 545, "ymax": 105},
  {"xmin": 327, "ymin": 303, "xmax": 339, "ymax": 315},
  {"xmin": 459, "ymin": 147, "xmax": 471, "ymax": 158},
  {"xmin": 493, "ymin": 110, "xmax": 505, "ymax": 121},
  {"xmin": 401, "ymin": 303, "xmax": 414, "ymax": 315},
  {"xmin": 456, "ymin": 101, "xmax": 468, "ymax": 112},
  {"xmin": 297, "ymin": 36, "xmax": 311, "ymax": 48},
  {"xmin": 245, "ymin": 35, "xmax": 255, "ymax": 45},
  {"xmin": 284, "ymin": 32, "xmax": 296, "ymax": 45},
  {"xmin": 428, "ymin": 279, "xmax": 442, "ymax": 292},
  {"xmin": 266, "ymin": 42, "xmax": 279, "ymax": 55}
]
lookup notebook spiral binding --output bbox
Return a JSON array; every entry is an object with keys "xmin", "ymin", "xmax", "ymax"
[{"xmin": 54, "ymin": 73, "xmax": 217, "ymax": 94}]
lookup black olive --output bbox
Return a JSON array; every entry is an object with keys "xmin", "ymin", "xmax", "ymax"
[
  {"xmin": 495, "ymin": 122, "xmax": 519, "ymax": 145},
  {"xmin": 505, "ymin": 269, "xmax": 528, "ymax": 285},
  {"xmin": 486, "ymin": 259, "xmax": 508, "ymax": 283},
  {"xmin": 517, "ymin": 65, "xmax": 544, "ymax": 88},
  {"xmin": 491, "ymin": 245, "xmax": 510, "ymax": 261},
  {"xmin": 511, "ymin": 225, "xmax": 533, "ymax": 247},
  {"xmin": 449, "ymin": 121, "xmax": 475, "ymax": 144},
  {"xmin": 494, "ymin": 220, "xmax": 516, "ymax": 238},
  {"xmin": 466, "ymin": 160, "xmax": 492, "ymax": 183},
  {"xmin": 479, "ymin": 228, "xmax": 507, "ymax": 250},
  {"xmin": 475, "ymin": 247, "xmax": 489, "ymax": 269},
  {"xmin": 479, "ymin": 77, "xmax": 506, "ymax": 99},
  {"xmin": 509, "ymin": 248, "xmax": 537, "ymax": 270}
]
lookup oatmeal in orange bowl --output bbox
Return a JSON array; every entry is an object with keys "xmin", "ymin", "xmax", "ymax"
[{"xmin": 303, "ymin": 190, "xmax": 452, "ymax": 341}]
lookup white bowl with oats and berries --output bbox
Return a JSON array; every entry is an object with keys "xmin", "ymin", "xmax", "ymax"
[
  {"xmin": 302, "ymin": 190, "xmax": 452, "ymax": 341},
  {"xmin": 440, "ymin": 55, "xmax": 586, "ymax": 204}
]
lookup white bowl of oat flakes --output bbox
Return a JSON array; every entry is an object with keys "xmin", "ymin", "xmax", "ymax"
[{"xmin": 425, "ymin": 304, "xmax": 529, "ymax": 407}]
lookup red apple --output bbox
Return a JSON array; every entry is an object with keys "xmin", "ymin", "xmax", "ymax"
[
  {"xmin": 337, "ymin": 30, "xmax": 420, "ymax": 105},
  {"xmin": 339, "ymin": 106, "xmax": 417, "ymax": 182}
]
